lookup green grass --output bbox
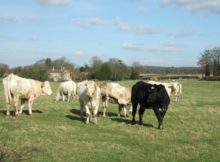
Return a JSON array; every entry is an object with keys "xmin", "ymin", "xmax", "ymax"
[{"xmin": 0, "ymin": 80, "xmax": 220, "ymax": 162}]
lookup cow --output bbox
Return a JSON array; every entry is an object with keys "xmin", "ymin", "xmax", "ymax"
[
  {"xmin": 77, "ymin": 80, "xmax": 101, "ymax": 124},
  {"xmin": 56, "ymin": 80, "xmax": 77, "ymax": 102},
  {"xmin": 148, "ymin": 80, "xmax": 182, "ymax": 102},
  {"xmin": 3, "ymin": 73, "xmax": 52, "ymax": 116},
  {"xmin": 131, "ymin": 81, "xmax": 170, "ymax": 129},
  {"xmin": 97, "ymin": 81, "xmax": 132, "ymax": 117},
  {"xmin": 170, "ymin": 81, "xmax": 182, "ymax": 102},
  {"xmin": 148, "ymin": 81, "xmax": 173, "ymax": 96}
]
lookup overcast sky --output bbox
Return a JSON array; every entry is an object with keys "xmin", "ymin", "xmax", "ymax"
[{"xmin": 0, "ymin": 0, "xmax": 220, "ymax": 67}]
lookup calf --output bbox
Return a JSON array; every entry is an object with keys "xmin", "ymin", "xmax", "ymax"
[{"xmin": 131, "ymin": 81, "xmax": 170, "ymax": 129}]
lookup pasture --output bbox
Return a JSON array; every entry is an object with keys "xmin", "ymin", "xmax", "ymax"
[{"xmin": 0, "ymin": 80, "xmax": 220, "ymax": 162}]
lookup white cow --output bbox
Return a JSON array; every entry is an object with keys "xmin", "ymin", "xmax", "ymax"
[
  {"xmin": 77, "ymin": 80, "xmax": 101, "ymax": 124},
  {"xmin": 148, "ymin": 80, "xmax": 182, "ymax": 102},
  {"xmin": 3, "ymin": 73, "xmax": 52, "ymax": 116},
  {"xmin": 97, "ymin": 81, "xmax": 132, "ymax": 117},
  {"xmin": 148, "ymin": 81, "xmax": 173, "ymax": 96},
  {"xmin": 170, "ymin": 81, "xmax": 182, "ymax": 102},
  {"xmin": 56, "ymin": 80, "xmax": 77, "ymax": 102}
]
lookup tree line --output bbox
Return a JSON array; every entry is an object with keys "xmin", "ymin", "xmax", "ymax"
[
  {"xmin": 0, "ymin": 55, "xmax": 203, "ymax": 81},
  {"xmin": 197, "ymin": 47, "xmax": 220, "ymax": 79}
]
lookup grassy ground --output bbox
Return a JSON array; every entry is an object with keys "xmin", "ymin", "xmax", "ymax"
[{"xmin": 0, "ymin": 80, "xmax": 220, "ymax": 162}]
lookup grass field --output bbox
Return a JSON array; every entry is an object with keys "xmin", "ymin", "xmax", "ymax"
[{"xmin": 0, "ymin": 80, "xmax": 220, "ymax": 162}]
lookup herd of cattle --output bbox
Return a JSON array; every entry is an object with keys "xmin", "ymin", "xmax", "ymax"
[{"xmin": 2, "ymin": 73, "xmax": 182, "ymax": 129}]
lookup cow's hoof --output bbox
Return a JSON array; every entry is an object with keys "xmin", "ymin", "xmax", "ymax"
[
  {"xmin": 85, "ymin": 119, "xmax": 89, "ymax": 124},
  {"xmin": 131, "ymin": 120, "xmax": 136, "ymax": 125},
  {"xmin": 139, "ymin": 122, "xmax": 143, "ymax": 125}
]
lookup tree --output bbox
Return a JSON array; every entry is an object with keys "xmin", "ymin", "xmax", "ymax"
[
  {"xmin": 198, "ymin": 47, "xmax": 220, "ymax": 77},
  {"xmin": 0, "ymin": 63, "xmax": 9, "ymax": 77},
  {"xmin": 96, "ymin": 63, "xmax": 112, "ymax": 80},
  {"xmin": 130, "ymin": 62, "xmax": 143, "ymax": 79},
  {"xmin": 198, "ymin": 50, "xmax": 212, "ymax": 76},
  {"xmin": 45, "ymin": 58, "xmax": 52, "ymax": 68}
]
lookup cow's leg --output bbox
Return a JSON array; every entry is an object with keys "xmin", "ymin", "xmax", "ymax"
[
  {"xmin": 138, "ymin": 106, "xmax": 145, "ymax": 125},
  {"xmin": 102, "ymin": 96, "xmax": 108, "ymax": 117},
  {"xmin": 6, "ymin": 104, "xmax": 10, "ymax": 116},
  {"xmin": 132, "ymin": 102, "xmax": 138, "ymax": 125},
  {"xmin": 102, "ymin": 100, "xmax": 107, "ymax": 117},
  {"xmin": 118, "ymin": 104, "xmax": 122, "ymax": 117},
  {"xmin": 14, "ymin": 97, "xmax": 19, "ymax": 116},
  {"xmin": 19, "ymin": 99, "xmax": 26, "ymax": 114},
  {"xmin": 62, "ymin": 92, "xmax": 65, "ymax": 102},
  {"xmin": 153, "ymin": 107, "xmax": 163, "ymax": 129},
  {"xmin": 93, "ymin": 106, "xmax": 99, "ymax": 125},
  {"xmin": 67, "ymin": 93, "xmax": 70, "ymax": 102},
  {"xmin": 79, "ymin": 101, "xmax": 84, "ymax": 119},
  {"xmin": 161, "ymin": 107, "xmax": 168, "ymax": 119},
  {"xmin": 85, "ymin": 105, "xmax": 90, "ymax": 124},
  {"xmin": 28, "ymin": 99, "xmax": 34, "ymax": 115},
  {"xmin": 123, "ymin": 106, "xmax": 127, "ymax": 117}
]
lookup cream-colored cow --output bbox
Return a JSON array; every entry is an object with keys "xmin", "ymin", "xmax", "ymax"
[
  {"xmin": 77, "ymin": 80, "xmax": 101, "ymax": 124},
  {"xmin": 56, "ymin": 80, "xmax": 77, "ymax": 102},
  {"xmin": 3, "ymin": 73, "xmax": 52, "ymax": 116},
  {"xmin": 148, "ymin": 80, "xmax": 182, "ymax": 102},
  {"xmin": 97, "ymin": 81, "xmax": 132, "ymax": 117}
]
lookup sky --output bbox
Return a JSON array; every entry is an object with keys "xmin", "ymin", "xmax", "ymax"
[{"xmin": 0, "ymin": 0, "xmax": 220, "ymax": 67}]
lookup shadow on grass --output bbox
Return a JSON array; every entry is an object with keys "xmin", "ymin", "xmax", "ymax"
[
  {"xmin": 111, "ymin": 117, "xmax": 131, "ymax": 124},
  {"xmin": 99, "ymin": 112, "xmax": 118, "ymax": 117},
  {"xmin": 0, "ymin": 110, "xmax": 43, "ymax": 116},
  {"xmin": 111, "ymin": 117, "xmax": 154, "ymax": 128},
  {"xmin": 70, "ymin": 108, "xmax": 81, "ymax": 116},
  {"xmin": 68, "ymin": 108, "xmax": 84, "ymax": 123},
  {"xmin": 65, "ymin": 115, "xmax": 84, "ymax": 122},
  {"xmin": 23, "ymin": 110, "xmax": 43, "ymax": 115}
]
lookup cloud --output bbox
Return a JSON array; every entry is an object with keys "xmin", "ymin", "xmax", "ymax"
[
  {"xmin": 0, "ymin": 15, "xmax": 40, "ymax": 23},
  {"xmin": 34, "ymin": 0, "xmax": 71, "ymax": 6},
  {"xmin": 160, "ymin": 0, "xmax": 220, "ymax": 14},
  {"xmin": 122, "ymin": 42, "xmax": 183, "ymax": 53},
  {"xmin": 147, "ymin": 43, "xmax": 183, "ymax": 53},
  {"xmin": 122, "ymin": 42, "xmax": 145, "ymax": 51},
  {"xmin": 115, "ymin": 22, "xmax": 158, "ymax": 35},
  {"xmin": 30, "ymin": 37, "xmax": 40, "ymax": 42},
  {"xmin": 0, "ymin": 16, "xmax": 17, "ymax": 22},
  {"xmin": 137, "ymin": 7, "xmax": 148, "ymax": 13},
  {"xmin": 168, "ymin": 31, "xmax": 195, "ymax": 38},
  {"xmin": 75, "ymin": 17, "xmax": 106, "ymax": 28},
  {"xmin": 0, "ymin": 32, "xmax": 9, "ymax": 39},
  {"xmin": 73, "ymin": 50, "xmax": 84, "ymax": 57}
]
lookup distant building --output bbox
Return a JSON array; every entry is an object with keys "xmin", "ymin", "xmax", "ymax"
[{"xmin": 48, "ymin": 66, "xmax": 72, "ymax": 82}]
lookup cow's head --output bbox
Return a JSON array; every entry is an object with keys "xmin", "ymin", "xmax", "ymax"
[
  {"xmin": 146, "ymin": 85, "xmax": 160, "ymax": 103},
  {"xmin": 41, "ymin": 81, "xmax": 53, "ymax": 96},
  {"xmin": 86, "ymin": 81, "xmax": 97, "ymax": 100}
]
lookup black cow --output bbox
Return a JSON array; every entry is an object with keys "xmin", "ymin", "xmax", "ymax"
[{"xmin": 131, "ymin": 81, "xmax": 170, "ymax": 129}]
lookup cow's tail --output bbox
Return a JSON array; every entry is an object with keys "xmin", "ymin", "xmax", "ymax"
[{"xmin": 3, "ymin": 74, "xmax": 13, "ymax": 105}]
